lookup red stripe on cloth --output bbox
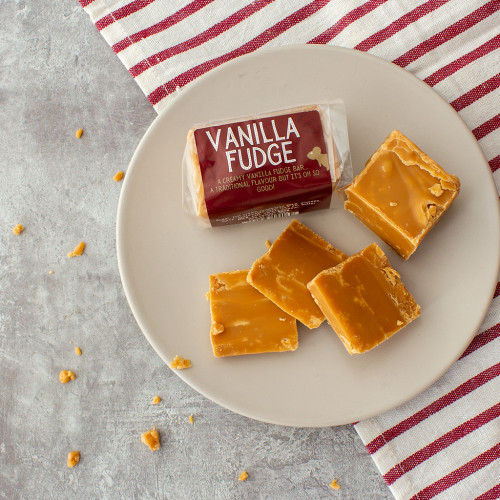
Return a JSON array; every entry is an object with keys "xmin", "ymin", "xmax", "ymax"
[
  {"xmin": 409, "ymin": 443, "xmax": 500, "ymax": 500},
  {"xmin": 112, "ymin": 0, "xmax": 217, "ymax": 53},
  {"xmin": 365, "ymin": 363, "xmax": 500, "ymax": 454},
  {"xmin": 393, "ymin": 0, "xmax": 500, "ymax": 67},
  {"xmin": 79, "ymin": 0, "xmax": 95, "ymax": 7},
  {"xmin": 308, "ymin": 0, "xmax": 385, "ymax": 45},
  {"xmin": 495, "ymin": 282, "xmax": 500, "ymax": 299},
  {"xmin": 451, "ymin": 73, "xmax": 500, "ymax": 112},
  {"xmin": 490, "ymin": 155, "xmax": 500, "ymax": 173},
  {"xmin": 475, "ymin": 483, "xmax": 500, "ymax": 500},
  {"xmin": 424, "ymin": 33, "xmax": 500, "ymax": 87},
  {"xmin": 147, "ymin": 0, "xmax": 329, "ymax": 106},
  {"xmin": 384, "ymin": 403, "xmax": 500, "ymax": 485},
  {"xmin": 459, "ymin": 323, "xmax": 500, "ymax": 360},
  {"xmin": 473, "ymin": 114, "xmax": 500, "ymax": 141},
  {"xmin": 96, "ymin": 0, "xmax": 156, "ymax": 30},
  {"xmin": 128, "ymin": 0, "xmax": 271, "ymax": 76},
  {"xmin": 355, "ymin": 0, "xmax": 446, "ymax": 52}
]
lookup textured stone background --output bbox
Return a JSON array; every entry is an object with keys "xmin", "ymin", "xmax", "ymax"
[{"xmin": 0, "ymin": 1, "xmax": 392, "ymax": 498}]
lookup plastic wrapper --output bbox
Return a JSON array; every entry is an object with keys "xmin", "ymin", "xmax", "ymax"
[{"xmin": 182, "ymin": 101, "xmax": 352, "ymax": 227}]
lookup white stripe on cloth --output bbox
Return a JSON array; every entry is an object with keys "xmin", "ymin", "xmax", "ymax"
[
  {"xmin": 98, "ymin": 0, "xmax": 209, "ymax": 45},
  {"xmin": 393, "ymin": 429, "xmax": 500, "ymax": 500},
  {"xmin": 478, "ymin": 296, "xmax": 500, "ymax": 332},
  {"xmin": 402, "ymin": 4, "xmax": 500, "ymax": 74},
  {"xmin": 115, "ymin": 0, "xmax": 260, "ymax": 61},
  {"xmin": 354, "ymin": 330, "xmax": 499, "ymax": 445},
  {"xmin": 365, "ymin": 1, "xmax": 478, "ymax": 61},
  {"xmin": 388, "ymin": 415, "xmax": 500, "ymax": 498},
  {"xmin": 434, "ymin": 458, "xmax": 500, "ymax": 500},
  {"xmin": 493, "ymin": 170, "xmax": 500, "ymax": 200},
  {"xmin": 369, "ymin": 356, "xmax": 499, "ymax": 460},
  {"xmin": 352, "ymin": 296, "xmax": 500, "ymax": 445},
  {"xmin": 458, "ymin": 91, "xmax": 500, "ymax": 138},
  {"xmin": 81, "ymin": 0, "xmax": 134, "ymax": 22},
  {"xmin": 367, "ymin": 372, "xmax": 500, "ymax": 474},
  {"xmin": 132, "ymin": 0, "xmax": 313, "ymax": 96},
  {"xmin": 418, "ymin": 34, "xmax": 500, "ymax": 90}
]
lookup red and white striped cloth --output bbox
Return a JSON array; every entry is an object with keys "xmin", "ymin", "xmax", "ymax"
[{"xmin": 79, "ymin": 1, "xmax": 500, "ymax": 498}]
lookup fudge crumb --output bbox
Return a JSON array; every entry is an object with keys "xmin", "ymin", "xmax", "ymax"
[
  {"xmin": 265, "ymin": 239, "xmax": 272, "ymax": 249},
  {"xmin": 49, "ymin": 270, "xmax": 55, "ymax": 275},
  {"xmin": 429, "ymin": 183, "xmax": 443, "ymax": 197},
  {"xmin": 75, "ymin": 129, "xmax": 83, "ymax": 139},
  {"xmin": 59, "ymin": 370, "xmax": 76, "ymax": 383},
  {"xmin": 67, "ymin": 451, "xmax": 80, "ymax": 468},
  {"xmin": 141, "ymin": 427, "xmax": 160, "ymax": 451},
  {"xmin": 113, "ymin": 170, "xmax": 124, "ymax": 182},
  {"xmin": 427, "ymin": 204, "xmax": 437, "ymax": 218},
  {"xmin": 329, "ymin": 479, "xmax": 340, "ymax": 490},
  {"xmin": 170, "ymin": 355, "xmax": 191, "ymax": 370},
  {"xmin": 238, "ymin": 471, "xmax": 249, "ymax": 481},
  {"xmin": 67, "ymin": 241, "xmax": 85, "ymax": 258},
  {"xmin": 75, "ymin": 346, "xmax": 82, "ymax": 356},
  {"xmin": 152, "ymin": 395, "xmax": 161, "ymax": 405},
  {"xmin": 211, "ymin": 322, "xmax": 224, "ymax": 335},
  {"xmin": 13, "ymin": 224, "xmax": 24, "ymax": 235},
  {"xmin": 189, "ymin": 415, "xmax": 194, "ymax": 425},
  {"xmin": 383, "ymin": 266, "xmax": 400, "ymax": 287}
]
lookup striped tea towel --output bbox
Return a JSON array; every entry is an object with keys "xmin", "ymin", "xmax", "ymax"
[{"xmin": 79, "ymin": 1, "xmax": 500, "ymax": 498}]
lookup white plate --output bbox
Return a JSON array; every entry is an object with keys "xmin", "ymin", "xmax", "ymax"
[{"xmin": 117, "ymin": 45, "xmax": 499, "ymax": 427}]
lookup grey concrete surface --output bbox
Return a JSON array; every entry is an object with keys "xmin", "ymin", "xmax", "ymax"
[{"xmin": 0, "ymin": 1, "xmax": 393, "ymax": 498}]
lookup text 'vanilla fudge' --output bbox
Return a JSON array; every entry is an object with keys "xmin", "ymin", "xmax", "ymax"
[{"xmin": 183, "ymin": 103, "xmax": 352, "ymax": 227}]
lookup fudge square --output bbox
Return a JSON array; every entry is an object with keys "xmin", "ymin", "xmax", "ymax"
[
  {"xmin": 208, "ymin": 270, "xmax": 298, "ymax": 357},
  {"xmin": 307, "ymin": 243, "xmax": 420, "ymax": 354},
  {"xmin": 345, "ymin": 130, "xmax": 460, "ymax": 259},
  {"xmin": 247, "ymin": 219, "xmax": 347, "ymax": 329}
]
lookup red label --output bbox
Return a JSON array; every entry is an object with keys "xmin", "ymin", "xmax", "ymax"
[{"xmin": 194, "ymin": 110, "xmax": 332, "ymax": 226}]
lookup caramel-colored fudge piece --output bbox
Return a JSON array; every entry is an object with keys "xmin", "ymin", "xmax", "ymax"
[
  {"xmin": 113, "ymin": 170, "xmax": 124, "ymax": 182},
  {"xmin": 247, "ymin": 220, "xmax": 347, "ymax": 328},
  {"xmin": 329, "ymin": 479, "xmax": 340, "ymax": 490},
  {"xmin": 170, "ymin": 355, "xmax": 191, "ymax": 369},
  {"xmin": 141, "ymin": 427, "xmax": 160, "ymax": 451},
  {"xmin": 13, "ymin": 224, "xmax": 24, "ymax": 235},
  {"xmin": 67, "ymin": 241, "xmax": 85, "ymax": 258},
  {"xmin": 308, "ymin": 243, "xmax": 420, "ymax": 354},
  {"xmin": 59, "ymin": 370, "xmax": 76, "ymax": 383},
  {"xmin": 209, "ymin": 270, "xmax": 297, "ymax": 357},
  {"xmin": 67, "ymin": 451, "xmax": 80, "ymax": 468},
  {"xmin": 345, "ymin": 130, "xmax": 460, "ymax": 259}
]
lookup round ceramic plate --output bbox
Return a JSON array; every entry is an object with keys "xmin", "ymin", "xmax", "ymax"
[{"xmin": 117, "ymin": 45, "xmax": 499, "ymax": 427}]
